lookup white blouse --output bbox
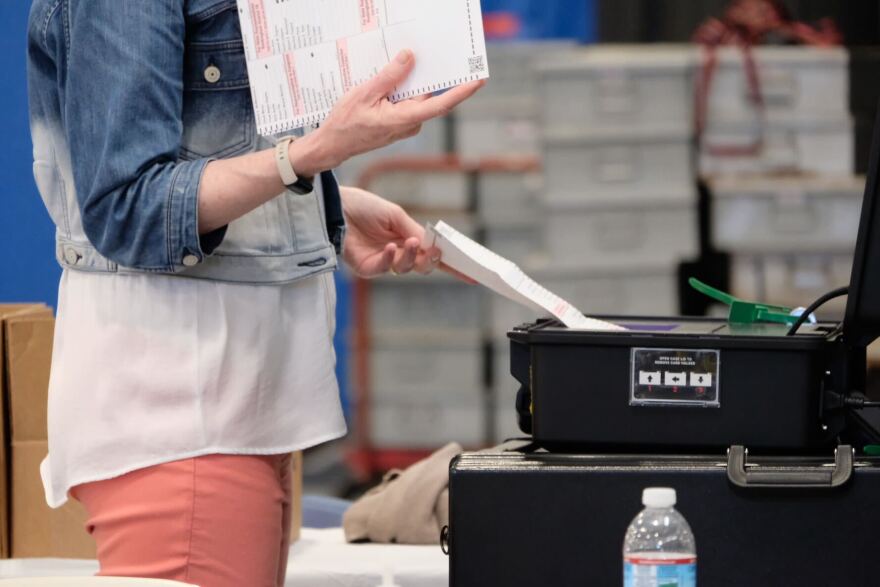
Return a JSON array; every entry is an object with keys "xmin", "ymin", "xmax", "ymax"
[{"xmin": 41, "ymin": 265, "xmax": 347, "ymax": 508}]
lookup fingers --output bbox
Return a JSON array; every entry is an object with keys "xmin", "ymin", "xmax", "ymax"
[
  {"xmin": 391, "ymin": 238, "xmax": 420, "ymax": 275},
  {"xmin": 390, "ymin": 242, "xmax": 442, "ymax": 276},
  {"xmin": 363, "ymin": 50, "xmax": 415, "ymax": 102},
  {"xmin": 363, "ymin": 243, "xmax": 397, "ymax": 276},
  {"xmin": 413, "ymin": 246, "xmax": 442, "ymax": 275},
  {"xmin": 394, "ymin": 79, "xmax": 486, "ymax": 124},
  {"xmin": 386, "ymin": 241, "xmax": 441, "ymax": 277}
]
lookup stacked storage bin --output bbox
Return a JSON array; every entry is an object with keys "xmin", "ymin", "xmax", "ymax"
[
  {"xmin": 534, "ymin": 45, "xmax": 699, "ymax": 285},
  {"xmin": 702, "ymin": 47, "xmax": 859, "ymax": 318},
  {"xmin": 699, "ymin": 47, "xmax": 853, "ymax": 176},
  {"xmin": 710, "ymin": 175, "xmax": 863, "ymax": 318},
  {"xmin": 358, "ymin": 170, "xmax": 488, "ymax": 450},
  {"xmin": 455, "ymin": 42, "xmax": 574, "ymax": 162}
]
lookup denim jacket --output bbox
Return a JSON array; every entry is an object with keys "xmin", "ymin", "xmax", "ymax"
[{"xmin": 27, "ymin": 0, "xmax": 345, "ymax": 284}]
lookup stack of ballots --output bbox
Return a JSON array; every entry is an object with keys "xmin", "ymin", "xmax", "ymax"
[{"xmin": 702, "ymin": 46, "xmax": 859, "ymax": 320}]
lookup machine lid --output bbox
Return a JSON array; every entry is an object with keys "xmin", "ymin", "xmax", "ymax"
[{"xmin": 845, "ymin": 107, "xmax": 880, "ymax": 347}]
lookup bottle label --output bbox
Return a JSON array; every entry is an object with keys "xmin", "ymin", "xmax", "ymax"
[{"xmin": 624, "ymin": 556, "xmax": 696, "ymax": 587}]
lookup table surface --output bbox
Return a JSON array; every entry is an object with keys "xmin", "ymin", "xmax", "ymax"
[{"xmin": 0, "ymin": 529, "xmax": 448, "ymax": 587}]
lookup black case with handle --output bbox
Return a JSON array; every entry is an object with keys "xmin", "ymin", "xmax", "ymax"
[{"xmin": 447, "ymin": 442, "xmax": 880, "ymax": 587}]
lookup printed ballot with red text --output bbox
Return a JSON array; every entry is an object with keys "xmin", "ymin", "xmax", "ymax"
[{"xmin": 237, "ymin": 0, "xmax": 490, "ymax": 135}]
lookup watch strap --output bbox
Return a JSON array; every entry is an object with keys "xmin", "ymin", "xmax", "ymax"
[{"xmin": 275, "ymin": 136, "xmax": 314, "ymax": 195}]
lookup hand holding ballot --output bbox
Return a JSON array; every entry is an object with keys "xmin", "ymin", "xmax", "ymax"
[
  {"xmin": 424, "ymin": 222, "xmax": 625, "ymax": 332},
  {"xmin": 303, "ymin": 50, "xmax": 484, "ymax": 172},
  {"xmin": 237, "ymin": 0, "xmax": 491, "ymax": 135}
]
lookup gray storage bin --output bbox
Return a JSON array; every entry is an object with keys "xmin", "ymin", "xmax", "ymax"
[
  {"xmin": 700, "ymin": 115, "xmax": 854, "ymax": 176},
  {"xmin": 706, "ymin": 46, "xmax": 849, "ymax": 123},
  {"xmin": 455, "ymin": 110, "xmax": 540, "ymax": 161},
  {"xmin": 369, "ymin": 338, "xmax": 483, "ymax": 398},
  {"xmin": 543, "ymin": 127, "xmax": 695, "ymax": 206},
  {"xmin": 731, "ymin": 253, "xmax": 854, "ymax": 318},
  {"xmin": 477, "ymin": 171, "xmax": 542, "ymax": 226},
  {"xmin": 368, "ymin": 273, "xmax": 485, "ymax": 344},
  {"xmin": 710, "ymin": 175, "xmax": 864, "ymax": 253},
  {"xmin": 459, "ymin": 41, "xmax": 577, "ymax": 114},
  {"xmin": 544, "ymin": 198, "xmax": 699, "ymax": 268},
  {"xmin": 537, "ymin": 45, "xmax": 695, "ymax": 136},
  {"xmin": 455, "ymin": 42, "xmax": 577, "ymax": 161},
  {"xmin": 367, "ymin": 169, "xmax": 470, "ymax": 211},
  {"xmin": 370, "ymin": 391, "xmax": 485, "ymax": 449},
  {"xmin": 484, "ymin": 222, "xmax": 542, "ymax": 267}
]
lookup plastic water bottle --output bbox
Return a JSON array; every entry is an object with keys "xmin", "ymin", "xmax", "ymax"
[{"xmin": 623, "ymin": 487, "xmax": 696, "ymax": 587}]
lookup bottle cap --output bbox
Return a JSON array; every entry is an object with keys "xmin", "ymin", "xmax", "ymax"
[
  {"xmin": 378, "ymin": 568, "xmax": 400, "ymax": 587},
  {"xmin": 642, "ymin": 487, "xmax": 676, "ymax": 508}
]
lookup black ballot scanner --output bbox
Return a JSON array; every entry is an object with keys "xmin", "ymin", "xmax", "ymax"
[{"xmin": 503, "ymin": 113, "xmax": 880, "ymax": 451}]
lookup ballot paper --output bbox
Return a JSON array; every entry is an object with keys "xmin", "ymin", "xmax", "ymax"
[
  {"xmin": 237, "ymin": 0, "xmax": 490, "ymax": 135},
  {"xmin": 425, "ymin": 222, "xmax": 624, "ymax": 332}
]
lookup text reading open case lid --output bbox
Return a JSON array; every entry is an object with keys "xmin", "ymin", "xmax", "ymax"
[{"xmin": 844, "ymin": 107, "xmax": 880, "ymax": 348}]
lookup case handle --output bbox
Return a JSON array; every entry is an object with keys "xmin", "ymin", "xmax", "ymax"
[{"xmin": 727, "ymin": 445, "xmax": 853, "ymax": 489}]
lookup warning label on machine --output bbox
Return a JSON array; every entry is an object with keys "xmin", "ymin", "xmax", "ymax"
[{"xmin": 630, "ymin": 348, "xmax": 720, "ymax": 408}]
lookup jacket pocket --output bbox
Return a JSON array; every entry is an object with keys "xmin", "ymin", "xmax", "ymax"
[
  {"xmin": 286, "ymin": 187, "xmax": 331, "ymax": 255},
  {"xmin": 179, "ymin": 41, "xmax": 255, "ymax": 161}
]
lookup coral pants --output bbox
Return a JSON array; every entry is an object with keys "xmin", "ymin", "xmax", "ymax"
[{"xmin": 71, "ymin": 454, "xmax": 293, "ymax": 587}]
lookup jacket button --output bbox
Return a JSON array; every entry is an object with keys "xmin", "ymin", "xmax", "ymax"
[
  {"xmin": 63, "ymin": 247, "xmax": 81, "ymax": 265},
  {"xmin": 204, "ymin": 65, "xmax": 221, "ymax": 84},
  {"xmin": 182, "ymin": 255, "xmax": 200, "ymax": 267}
]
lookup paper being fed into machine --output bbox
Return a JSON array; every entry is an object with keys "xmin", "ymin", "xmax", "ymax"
[
  {"xmin": 425, "ymin": 222, "xmax": 624, "ymax": 332},
  {"xmin": 236, "ymin": 0, "xmax": 490, "ymax": 135}
]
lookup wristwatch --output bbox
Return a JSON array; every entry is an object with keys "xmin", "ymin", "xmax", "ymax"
[{"xmin": 275, "ymin": 136, "xmax": 314, "ymax": 195}]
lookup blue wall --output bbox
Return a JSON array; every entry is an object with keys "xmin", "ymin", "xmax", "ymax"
[
  {"xmin": 0, "ymin": 2, "xmax": 61, "ymax": 306},
  {"xmin": 482, "ymin": 0, "xmax": 597, "ymax": 41}
]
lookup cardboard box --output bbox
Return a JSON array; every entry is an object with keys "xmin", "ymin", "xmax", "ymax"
[
  {"xmin": 1, "ymin": 304, "xmax": 96, "ymax": 559},
  {"xmin": 0, "ymin": 304, "xmax": 50, "ymax": 558},
  {"xmin": 11, "ymin": 440, "xmax": 94, "ymax": 559}
]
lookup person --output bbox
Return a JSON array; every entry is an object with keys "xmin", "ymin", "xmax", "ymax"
[{"xmin": 26, "ymin": 1, "xmax": 483, "ymax": 586}]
